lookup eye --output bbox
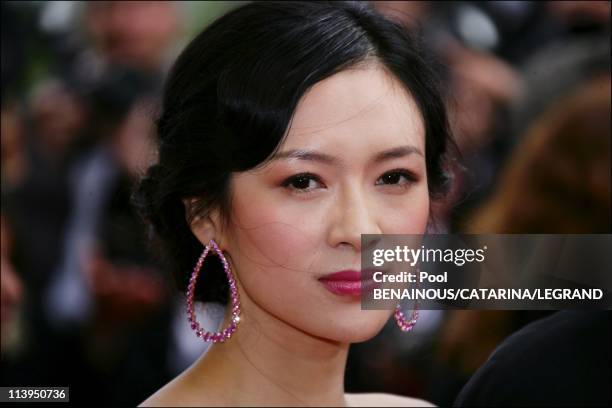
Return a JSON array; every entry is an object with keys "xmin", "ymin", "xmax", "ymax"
[
  {"xmin": 375, "ymin": 169, "xmax": 417, "ymax": 187},
  {"xmin": 281, "ymin": 173, "xmax": 325, "ymax": 193}
]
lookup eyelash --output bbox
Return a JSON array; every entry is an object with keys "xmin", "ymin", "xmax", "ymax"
[
  {"xmin": 375, "ymin": 168, "xmax": 418, "ymax": 187},
  {"xmin": 281, "ymin": 169, "xmax": 417, "ymax": 194}
]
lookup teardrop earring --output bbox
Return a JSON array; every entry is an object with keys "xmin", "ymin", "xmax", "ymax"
[
  {"xmin": 394, "ymin": 273, "xmax": 419, "ymax": 332},
  {"xmin": 394, "ymin": 302, "xmax": 419, "ymax": 332},
  {"xmin": 186, "ymin": 239, "xmax": 242, "ymax": 343}
]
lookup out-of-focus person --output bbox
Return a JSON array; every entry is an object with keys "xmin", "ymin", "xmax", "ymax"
[
  {"xmin": 32, "ymin": 66, "xmax": 176, "ymax": 405},
  {"xmin": 467, "ymin": 75, "xmax": 610, "ymax": 233},
  {"xmin": 0, "ymin": 213, "xmax": 24, "ymax": 354},
  {"xmin": 454, "ymin": 310, "xmax": 611, "ymax": 407},
  {"xmin": 448, "ymin": 75, "xmax": 611, "ymax": 406},
  {"xmin": 86, "ymin": 1, "xmax": 179, "ymax": 71},
  {"xmin": 437, "ymin": 0, "xmax": 609, "ymax": 367},
  {"xmin": 0, "ymin": 103, "xmax": 27, "ymax": 190},
  {"xmin": 74, "ymin": 1, "xmax": 180, "ymax": 87}
]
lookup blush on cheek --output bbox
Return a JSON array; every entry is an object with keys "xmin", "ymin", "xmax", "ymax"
[
  {"xmin": 230, "ymin": 196, "xmax": 323, "ymax": 273},
  {"xmin": 382, "ymin": 192, "xmax": 430, "ymax": 234}
]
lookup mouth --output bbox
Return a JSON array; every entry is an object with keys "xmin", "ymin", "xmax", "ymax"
[{"xmin": 318, "ymin": 269, "xmax": 382, "ymax": 297}]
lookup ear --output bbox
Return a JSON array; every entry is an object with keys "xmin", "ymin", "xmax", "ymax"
[{"xmin": 182, "ymin": 198, "xmax": 224, "ymax": 247}]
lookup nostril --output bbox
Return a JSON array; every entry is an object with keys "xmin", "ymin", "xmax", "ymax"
[{"xmin": 337, "ymin": 242, "xmax": 354, "ymax": 250}]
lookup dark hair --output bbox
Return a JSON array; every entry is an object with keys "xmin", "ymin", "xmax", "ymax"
[{"xmin": 132, "ymin": 1, "xmax": 454, "ymax": 304}]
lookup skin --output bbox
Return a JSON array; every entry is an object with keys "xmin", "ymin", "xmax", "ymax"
[{"xmin": 141, "ymin": 64, "xmax": 433, "ymax": 407}]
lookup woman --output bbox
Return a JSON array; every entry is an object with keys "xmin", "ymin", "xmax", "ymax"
[{"xmin": 135, "ymin": 1, "xmax": 452, "ymax": 406}]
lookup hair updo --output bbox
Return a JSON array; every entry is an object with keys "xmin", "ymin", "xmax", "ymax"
[{"xmin": 132, "ymin": 1, "xmax": 454, "ymax": 305}]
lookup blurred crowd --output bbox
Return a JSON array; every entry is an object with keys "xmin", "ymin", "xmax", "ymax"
[{"xmin": 1, "ymin": 1, "xmax": 610, "ymax": 406}]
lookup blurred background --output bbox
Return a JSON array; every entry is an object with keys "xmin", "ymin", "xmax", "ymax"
[{"xmin": 1, "ymin": 1, "xmax": 610, "ymax": 406}]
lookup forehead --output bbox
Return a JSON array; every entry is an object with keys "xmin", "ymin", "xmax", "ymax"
[{"xmin": 281, "ymin": 65, "xmax": 425, "ymax": 153}]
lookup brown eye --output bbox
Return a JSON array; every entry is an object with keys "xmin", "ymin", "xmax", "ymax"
[
  {"xmin": 282, "ymin": 173, "xmax": 324, "ymax": 193},
  {"xmin": 376, "ymin": 169, "xmax": 416, "ymax": 187}
]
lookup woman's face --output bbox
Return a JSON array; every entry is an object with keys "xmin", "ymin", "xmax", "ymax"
[{"xmin": 217, "ymin": 65, "xmax": 429, "ymax": 342}]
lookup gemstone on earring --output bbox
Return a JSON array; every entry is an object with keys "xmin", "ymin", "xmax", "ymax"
[
  {"xmin": 186, "ymin": 239, "xmax": 242, "ymax": 343},
  {"xmin": 394, "ymin": 303, "xmax": 419, "ymax": 332}
]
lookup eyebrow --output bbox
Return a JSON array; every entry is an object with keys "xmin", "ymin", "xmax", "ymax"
[{"xmin": 271, "ymin": 145, "xmax": 424, "ymax": 166}]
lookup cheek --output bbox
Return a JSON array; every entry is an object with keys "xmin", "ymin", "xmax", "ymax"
[
  {"xmin": 379, "ymin": 184, "xmax": 430, "ymax": 234},
  {"xmin": 228, "ymin": 191, "xmax": 333, "ymax": 332},
  {"xmin": 228, "ymin": 189, "xmax": 324, "ymax": 274}
]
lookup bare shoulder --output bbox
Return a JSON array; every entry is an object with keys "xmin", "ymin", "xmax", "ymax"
[
  {"xmin": 345, "ymin": 392, "xmax": 436, "ymax": 407},
  {"xmin": 139, "ymin": 378, "xmax": 186, "ymax": 407},
  {"xmin": 139, "ymin": 373, "xmax": 208, "ymax": 407},
  {"xmin": 139, "ymin": 390, "xmax": 169, "ymax": 407}
]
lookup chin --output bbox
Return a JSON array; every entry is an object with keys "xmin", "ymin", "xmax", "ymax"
[{"xmin": 317, "ymin": 311, "xmax": 393, "ymax": 343}]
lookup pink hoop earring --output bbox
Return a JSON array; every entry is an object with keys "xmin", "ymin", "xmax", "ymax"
[
  {"xmin": 394, "ymin": 274, "xmax": 419, "ymax": 332},
  {"xmin": 394, "ymin": 302, "xmax": 419, "ymax": 332},
  {"xmin": 186, "ymin": 239, "xmax": 241, "ymax": 343}
]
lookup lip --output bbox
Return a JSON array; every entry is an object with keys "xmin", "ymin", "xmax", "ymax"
[{"xmin": 318, "ymin": 269, "xmax": 381, "ymax": 297}]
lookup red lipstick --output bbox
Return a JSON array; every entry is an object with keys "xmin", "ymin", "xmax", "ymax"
[{"xmin": 318, "ymin": 269, "xmax": 379, "ymax": 297}]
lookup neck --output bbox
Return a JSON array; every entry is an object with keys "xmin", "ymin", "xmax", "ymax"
[{"xmin": 186, "ymin": 294, "xmax": 350, "ymax": 407}]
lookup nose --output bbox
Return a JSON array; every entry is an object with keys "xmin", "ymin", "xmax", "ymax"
[{"xmin": 326, "ymin": 183, "xmax": 382, "ymax": 252}]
